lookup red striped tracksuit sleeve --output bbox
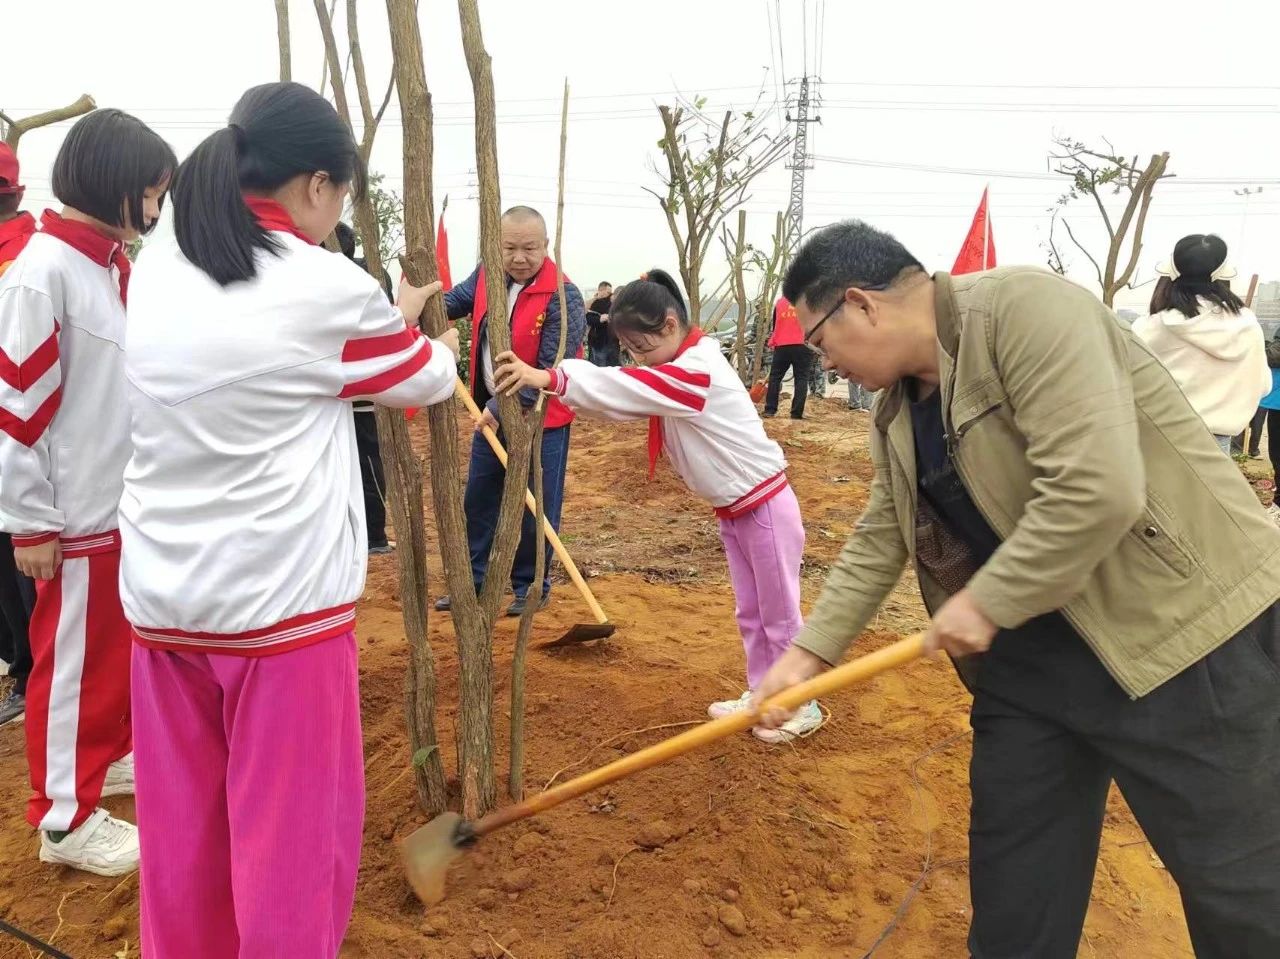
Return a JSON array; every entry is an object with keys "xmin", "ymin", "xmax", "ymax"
[
  {"xmin": 337, "ymin": 290, "xmax": 457, "ymax": 409},
  {"xmin": 0, "ymin": 283, "xmax": 65, "ymax": 543},
  {"xmin": 548, "ymin": 356, "xmax": 713, "ymax": 421}
]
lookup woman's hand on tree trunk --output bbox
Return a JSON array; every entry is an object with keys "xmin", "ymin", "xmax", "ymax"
[{"xmin": 493, "ymin": 350, "xmax": 552, "ymax": 396}]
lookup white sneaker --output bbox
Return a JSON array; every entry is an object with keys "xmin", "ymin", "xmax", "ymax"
[
  {"xmin": 707, "ymin": 690, "xmax": 753, "ymax": 720},
  {"xmin": 40, "ymin": 809, "xmax": 139, "ymax": 876},
  {"xmin": 752, "ymin": 700, "xmax": 825, "ymax": 744},
  {"xmin": 101, "ymin": 752, "xmax": 135, "ymax": 798}
]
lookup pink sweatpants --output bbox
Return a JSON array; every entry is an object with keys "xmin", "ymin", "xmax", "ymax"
[
  {"xmin": 131, "ymin": 632, "xmax": 364, "ymax": 959},
  {"xmin": 718, "ymin": 484, "xmax": 806, "ymax": 689}
]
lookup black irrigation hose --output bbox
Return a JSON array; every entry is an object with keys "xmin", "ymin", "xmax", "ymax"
[{"xmin": 0, "ymin": 916, "xmax": 76, "ymax": 959}]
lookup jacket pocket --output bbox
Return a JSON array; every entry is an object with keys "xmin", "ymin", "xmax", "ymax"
[
  {"xmin": 1128, "ymin": 509, "xmax": 1194, "ymax": 578},
  {"xmin": 952, "ymin": 376, "xmax": 1007, "ymax": 439}
]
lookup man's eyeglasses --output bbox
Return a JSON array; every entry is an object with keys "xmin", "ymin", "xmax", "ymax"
[{"xmin": 804, "ymin": 281, "xmax": 891, "ymax": 357}]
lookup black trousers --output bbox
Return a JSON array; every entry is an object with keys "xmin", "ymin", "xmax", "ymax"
[
  {"xmin": 764, "ymin": 344, "xmax": 811, "ymax": 418},
  {"xmin": 1232, "ymin": 406, "xmax": 1267, "ymax": 456},
  {"xmin": 1268, "ymin": 408, "xmax": 1280, "ymax": 484},
  {"xmin": 967, "ymin": 604, "xmax": 1280, "ymax": 958},
  {"xmin": 353, "ymin": 411, "xmax": 388, "ymax": 547},
  {"xmin": 0, "ymin": 533, "xmax": 34, "ymax": 694}
]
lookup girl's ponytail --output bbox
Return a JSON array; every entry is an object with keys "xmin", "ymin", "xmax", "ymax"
[
  {"xmin": 610, "ymin": 267, "xmax": 690, "ymax": 338},
  {"xmin": 171, "ymin": 81, "xmax": 366, "ymax": 287},
  {"xmin": 172, "ymin": 126, "xmax": 276, "ymax": 286}
]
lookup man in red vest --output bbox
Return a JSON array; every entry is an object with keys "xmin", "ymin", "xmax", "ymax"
[
  {"xmin": 436, "ymin": 206, "xmax": 586, "ymax": 616},
  {"xmin": 0, "ymin": 141, "xmax": 37, "ymax": 724},
  {"xmin": 763, "ymin": 295, "xmax": 812, "ymax": 420}
]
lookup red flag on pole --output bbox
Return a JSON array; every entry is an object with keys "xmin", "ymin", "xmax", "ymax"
[
  {"xmin": 952, "ymin": 187, "xmax": 997, "ymax": 275},
  {"xmin": 435, "ymin": 200, "xmax": 452, "ymax": 291},
  {"xmin": 406, "ymin": 200, "xmax": 454, "ymax": 421}
]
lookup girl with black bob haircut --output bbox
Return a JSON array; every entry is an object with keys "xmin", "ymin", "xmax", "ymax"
[
  {"xmin": 122, "ymin": 81, "xmax": 459, "ymax": 956},
  {"xmin": 1134, "ymin": 233, "xmax": 1269, "ymax": 453},
  {"xmin": 494, "ymin": 268, "xmax": 825, "ymax": 743},
  {"xmin": 51, "ymin": 108, "xmax": 177, "ymax": 240},
  {"xmin": 171, "ymin": 80, "xmax": 368, "ymax": 285},
  {"xmin": 0, "ymin": 109, "xmax": 174, "ymax": 880}
]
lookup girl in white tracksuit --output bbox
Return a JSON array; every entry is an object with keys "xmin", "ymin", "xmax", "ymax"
[
  {"xmin": 495, "ymin": 269, "xmax": 823, "ymax": 742},
  {"xmin": 121, "ymin": 82, "xmax": 458, "ymax": 959}
]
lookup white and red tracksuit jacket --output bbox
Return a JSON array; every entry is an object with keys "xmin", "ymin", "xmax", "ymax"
[
  {"xmin": 120, "ymin": 204, "xmax": 457, "ymax": 655},
  {"xmin": 0, "ymin": 213, "xmax": 133, "ymax": 557},
  {"xmin": 547, "ymin": 330, "xmax": 789, "ymax": 518}
]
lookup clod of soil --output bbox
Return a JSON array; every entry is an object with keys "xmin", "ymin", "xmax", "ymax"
[
  {"xmin": 824, "ymin": 871, "xmax": 847, "ymax": 892},
  {"xmin": 717, "ymin": 904, "xmax": 748, "ymax": 936},
  {"xmin": 721, "ymin": 888, "xmax": 739, "ymax": 903},
  {"xmin": 701, "ymin": 925, "xmax": 722, "ymax": 947},
  {"xmin": 101, "ymin": 915, "xmax": 128, "ymax": 939},
  {"xmin": 470, "ymin": 937, "xmax": 489, "ymax": 958},
  {"xmin": 512, "ymin": 832, "xmax": 545, "ymax": 858},
  {"xmin": 475, "ymin": 887, "xmax": 498, "ymax": 910},
  {"xmin": 635, "ymin": 819, "xmax": 674, "ymax": 849},
  {"xmin": 500, "ymin": 867, "xmax": 533, "ymax": 893},
  {"xmin": 682, "ymin": 878, "xmax": 702, "ymax": 895}
]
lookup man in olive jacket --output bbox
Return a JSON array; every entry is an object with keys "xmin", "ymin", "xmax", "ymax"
[{"xmin": 755, "ymin": 220, "xmax": 1280, "ymax": 959}]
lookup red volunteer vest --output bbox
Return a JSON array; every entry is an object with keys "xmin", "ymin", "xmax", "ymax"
[
  {"xmin": 470, "ymin": 257, "xmax": 579, "ymax": 429},
  {"xmin": 768, "ymin": 296, "xmax": 804, "ymax": 348}
]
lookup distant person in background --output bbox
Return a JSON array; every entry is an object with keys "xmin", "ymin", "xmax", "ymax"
[
  {"xmin": 1264, "ymin": 330, "xmax": 1280, "ymax": 519},
  {"xmin": 847, "ymin": 381, "xmax": 875, "ymax": 412},
  {"xmin": 0, "ymin": 142, "xmax": 37, "ymax": 724},
  {"xmin": 1232, "ymin": 404, "xmax": 1267, "ymax": 459},
  {"xmin": 763, "ymin": 295, "xmax": 810, "ymax": 419},
  {"xmin": 1132, "ymin": 234, "xmax": 1269, "ymax": 454},
  {"xmin": 587, "ymin": 280, "xmax": 620, "ymax": 366},
  {"xmin": 335, "ymin": 221, "xmax": 395, "ymax": 554}
]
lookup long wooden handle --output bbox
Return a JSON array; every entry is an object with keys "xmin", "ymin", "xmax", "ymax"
[
  {"xmin": 473, "ymin": 633, "xmax": 927, "ymax": 837},
  {"xmin": 453, "ymin": 380, "xmax": 608, "ymax": 625}
]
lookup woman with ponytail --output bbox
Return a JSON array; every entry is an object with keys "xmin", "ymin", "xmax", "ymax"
[
  {"xmin": 495, "ymin": 268, "xmax": 824, "ymax": 743},
  {"xmin": 1133, "ymin": 234, "xmax": 1270, "ymax": 454},
  {"xmin": 122, "ymin": 82, "xmax": 459, "ymax": 957}
]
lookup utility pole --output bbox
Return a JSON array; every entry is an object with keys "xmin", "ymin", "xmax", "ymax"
[{"xmin": 784, "ymin": 74, "xmax": 820, "ymax": 258}]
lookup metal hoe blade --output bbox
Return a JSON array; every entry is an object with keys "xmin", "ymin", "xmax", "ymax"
[
  {"xmin": 542, "ymin": 622, "xmax": 616, "ymax": 648},
  {"xmin": 403, "ymin": 812, "xmax": 469, "ymax": 906}
]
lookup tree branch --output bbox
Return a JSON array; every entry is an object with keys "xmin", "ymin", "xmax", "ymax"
[
  {"xmin": 312, "ymin": 0, "xmax": 351, "ymax": 124},
  {"xmin": 1061, "ymin": 217, "xmax": 1104, "ymax": 289},
  {"xmin": 3, "ymin": 94, "xmax": 96, "ymax": 149},
  {"xmin": 274, "ymin": 0, "xmax": 291, "ymax": 81}
]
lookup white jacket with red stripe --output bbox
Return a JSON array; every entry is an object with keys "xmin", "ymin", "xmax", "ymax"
[
  {"xmin": 120, "ymin": 233, "xmax": 456, "ymax": 654},
  {"xmin": 547, "ymin": 335, "xmax": 788, "ymax": 517},
  {"xmin": 0, "ymin": 230, "xmax": 132, "ymax": 556}
]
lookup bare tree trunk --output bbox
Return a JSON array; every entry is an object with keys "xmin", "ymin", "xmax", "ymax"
[
  {"xmin": 274, "ymin": 0, "xmax": 291, "ymax": 81},
  {"xmin": 750, "ymin": 211, "xmax": 786, "ymax": 387},
  {"xmin": 314, "ymin": 0, "xmax": 450, "ymax": 813},
  {"xmin": 726, "ymin": 210, "xmax": 749, "ymax": 383},
  {"xmin": 454, "ymin": 0, "xmax": 536, "ymax": 819},
  {"xmin": 1, "ymin": 95, "xmax": 96, "ymax": 149},
  {"xmin": 509, "ymin": 78, "xmax": 570, "ymax": 801}
]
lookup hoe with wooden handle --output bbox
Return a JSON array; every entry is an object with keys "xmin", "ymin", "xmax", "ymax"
[
  {"xmin": 454, "ymin": 380, "xmax": 614, "ymax": 645},
  {"xmin": 403, "ymin": 633, "xmax": 927, "ymax": 904}
]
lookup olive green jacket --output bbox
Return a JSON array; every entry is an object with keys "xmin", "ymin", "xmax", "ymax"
[{"xmin": 795, "ymin": 267, "xmax": 1280, "ymax": 698}]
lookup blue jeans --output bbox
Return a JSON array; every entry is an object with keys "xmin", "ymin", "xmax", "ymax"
[{"xmin": 464, "ymin": 424, "xmax": 571, "ymax": 600}]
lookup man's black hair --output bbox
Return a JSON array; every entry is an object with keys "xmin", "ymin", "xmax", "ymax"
[
  {"xmin": 0, "ymin": 193, "xmax": 21, "ymax": 219},
  {"xmin": 51, "ymin": 108, "xmax": 177, "ymax": 235},
  {"xmin": 783, "ymin": 219, "xmax": 926, "ymax": 310},
  {"xmin": 334, "ymin": 221, "xmax": 357, "ymax": 259}
]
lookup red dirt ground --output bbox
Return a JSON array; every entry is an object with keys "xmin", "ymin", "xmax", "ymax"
[{"xmin": 0, "ymin": 398, "xmax": 1191, "ymax": 958}]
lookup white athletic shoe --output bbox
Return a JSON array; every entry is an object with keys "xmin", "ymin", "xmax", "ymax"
[
  {"xmin": 101, "ymin": 752, "xmax": 135, "ymax": 798},
  {"xmin": 40, "ymin": 809, "xmax": 139, "ymax": 877},
  {"xmin": 752, "ymin": 700, "xmax": 825, "ymax": 744},
  {"xmin": 707, "ymin": 690, "xmax": 753, "ymax": 720}
]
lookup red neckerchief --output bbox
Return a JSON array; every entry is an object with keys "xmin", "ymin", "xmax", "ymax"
[
  {"xmin": 648, "ymin": 327, "xmax": 705, "ymax": 479},
  {"xmin": 243, "ymin": 196, "xmax": 317, "ymax": 245},
  {"xmin": 38, "ymin": 209, "xmax": 130, "ymax": 306},
  {"xmin": 0, "ymin": 211, "xmax": 37, "ymax": 258}
]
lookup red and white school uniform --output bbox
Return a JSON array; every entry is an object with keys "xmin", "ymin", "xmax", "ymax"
[
  {"xmin": 547, "ymin": 329, "xmax": 806, "ymax": 688},
  {"xmin": 121, "ymin": 198, "xmax": 456, "ymax": 959},
  {"xmin": 0, "ymin": 211, "xmax": 134, "ymax": 833}
]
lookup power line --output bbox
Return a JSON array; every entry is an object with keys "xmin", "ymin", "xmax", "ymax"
[{"xmin": 776, "ymin": 0, "xmax": 787, "ymax": 81}]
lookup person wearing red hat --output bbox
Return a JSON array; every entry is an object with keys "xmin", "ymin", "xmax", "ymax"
[
  {"xmin": 0, "ymin": 141, "xmax": 38, "ymax": 728},
  {"xmin": 0, "ymin": 143, "xmax": 36, "ymax": 275}
]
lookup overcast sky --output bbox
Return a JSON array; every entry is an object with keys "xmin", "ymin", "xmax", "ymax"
[{"xmin": 4, "ymin": 0, "xmax": 1279, "ymax": 312}]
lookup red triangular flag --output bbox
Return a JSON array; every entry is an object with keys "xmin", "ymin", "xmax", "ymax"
[
  {"xmin": 407, "ymin": 201, "xmax": 455, "ymax": 421},
  {"xmin": 951, "ymin": 187, "xmax": 997, "ymax": 275},
  {"xmin": 436, "ymin": 203, "xmax": 452, "ymax": 291}
]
